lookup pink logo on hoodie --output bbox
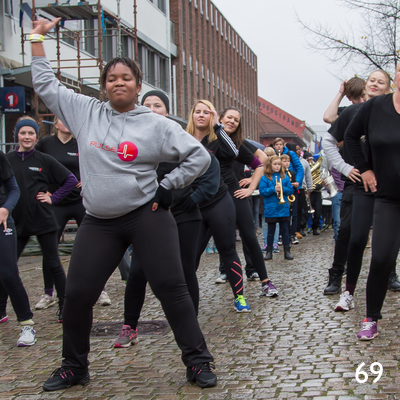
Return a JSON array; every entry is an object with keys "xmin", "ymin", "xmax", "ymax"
[{"xmin": 117, "ymin": 141, "xmax": 138, "ymax": 162}]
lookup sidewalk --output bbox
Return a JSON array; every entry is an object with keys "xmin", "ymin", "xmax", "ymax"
[{"xmin": 0, "ymin": 230, "xmax": 399, "ymax": 399}]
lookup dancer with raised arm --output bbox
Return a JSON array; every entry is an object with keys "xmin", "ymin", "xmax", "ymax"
[{"xmin": 30, "ymin": 18, "xmax": 216, "ymax": 391}]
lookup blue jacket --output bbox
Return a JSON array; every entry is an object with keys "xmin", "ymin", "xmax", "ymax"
[
  {"xmin": 275, "ymin": 146, "xmax": 304, "ymax": 189},
  {"xmin": 259, "ymin": 173, "xmax": 294, "ymax": 218}
]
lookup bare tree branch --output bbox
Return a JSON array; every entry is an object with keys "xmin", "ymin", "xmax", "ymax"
[{"xmin": 297, "ymin": 0, "xmax": 400, "ymax": 77}]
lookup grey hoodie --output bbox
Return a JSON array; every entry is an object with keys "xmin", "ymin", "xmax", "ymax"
[{"xmin": 31, "ymin": 57, "xmax": 211, "ymax": 219}]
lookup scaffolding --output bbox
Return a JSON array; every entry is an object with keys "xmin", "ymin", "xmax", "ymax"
[{"xmin": 20, "ymin": 0, "xmax": 139, "ymax": 120}]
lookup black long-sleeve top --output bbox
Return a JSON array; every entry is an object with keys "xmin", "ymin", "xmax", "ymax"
[{"xmin": 345, "ymin": 93, "xmax": 400, "ymax": 200}]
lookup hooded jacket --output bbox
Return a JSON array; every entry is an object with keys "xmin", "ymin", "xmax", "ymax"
[
  {"xmin": 31, "ymin": 57, "xmax": 211, "ymax": 219},
  {"xmin": 259, "ymin": 173, "xmax": 293, "ymax": 218},
  {"xmin": 277, "ymin": 144, "xmax": 304, "ymax": 189}
]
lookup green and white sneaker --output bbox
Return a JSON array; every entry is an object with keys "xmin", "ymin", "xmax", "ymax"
[{"xmin": 234, "ymin": 295, "xmax": 251, "ymax": 312}]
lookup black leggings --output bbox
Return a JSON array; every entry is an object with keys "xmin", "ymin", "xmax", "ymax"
[
  {"xmin": 61, "ymin": 202, "xmax": 212, "ymax": 373},
  {"xmin": 0, "ymin": 217, "xmax": 33, "ymax": 322},
  {"xmin": 17, "ymin": 231, "xmax": 66, "ymax": 307},
  {"xmin": 43, "ymin": 201, "xmax": 86, "ymax": 289},
  {"xmin": 268, "ymin": 221, "xmax": 289, "ymax": 246},
  {"xmin": 367, "ymin": 199, "xmax": 400, "ymax": 320},
  {"xmin": 229, "ymin": 190, "xmax": 268, "ymax": 281},
  {"xmin": 197, "ymin": 193, "xmax": 244, "ymax": 297},
  {"xmin": 124, "ymin": 219, "xmax": 201, "ymax": 328},
  {"xmin": 330, "ymin": 185, "xmax": 354, "ymax": 274},
  {"xmin": 346, "ymin": 193, "xmax": 374, "ymax": 287}
]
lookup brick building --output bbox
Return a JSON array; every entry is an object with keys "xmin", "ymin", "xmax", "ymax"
[
  {"xmin": 169, "ymin": 0, "xmax": 258, "ymax": 139},
  {"xmin": 258, "ymin": 97, "xmax": 316, "ymax": 149}
]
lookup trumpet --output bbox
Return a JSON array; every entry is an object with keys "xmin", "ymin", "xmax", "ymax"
[{"xmin": 275, "ymin": 177, "xmax": 286, "ymax": 204}]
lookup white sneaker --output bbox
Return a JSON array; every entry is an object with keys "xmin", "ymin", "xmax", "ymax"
[
  {"xmin": 215, "ymin": 274, "xmax": 227, "ymax": 284},
  {"xmin": 335, "ymin": 290, "xmax": 355, "ymax": 311},
  {"xmin": 35, "ymin": 294, "xmax": 56, "ymax": 310},
  {"xmin": 17, "ymin": 326, "xmax": 37, "ymax": 347},
  {"xmin": 98, "ymin": 291, "xmax": 111, "ymax": 306}
]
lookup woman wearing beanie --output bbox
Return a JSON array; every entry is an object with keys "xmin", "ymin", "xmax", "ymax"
[
  {"xmin": 114, "ymin": 90, "xmax": 220, "ymax": 353},
  {"xmin": 6, "ymin": 116, "xmax": 78, "ymax": 323}
]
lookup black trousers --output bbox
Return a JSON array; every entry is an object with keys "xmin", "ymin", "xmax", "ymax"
[
  {"xmin": 197, "ymin": 192, "xmax": 244, "ymax": 297},
  {"xmin": 330, "ymin": 185, "xmax": 355, "ymax": 274},
  {"xmin": 61, "ymin": 202, "xmax": 212, "ymax": 373},
  {"xmin": 17, "ymin": 231, "xmax": 66, "ymax": 307},
  {"xmin": 346, "ymin": 193, "xmax": 374, "ymax": 286},
  {"xmin": 43, "ymin": 201, "xmax": 86, "ymax": 289},
  {"xmin": 229, "ymin": 190, "xmax": 268, "ymax": 281},
  {"xmin": 0, "ymin": 217, "xmax": 33, "ymax": 322},
  {"xmin": 310, "ymin": 191, "xmax": 322, "ymax": 230},
  {"xmin": 297, "ymin": 189, "xmax": 308, "ymax": 229},
  {"xmin": 367, "ymin": 199, "xmax": 400, "ymax": 320},
  {"xmin": 124, "ymin": 219, "xmax": 201, "ymax": 328}
]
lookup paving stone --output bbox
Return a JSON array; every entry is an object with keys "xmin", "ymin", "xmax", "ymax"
[{"xmin": 0, "ymin": 230, "xmax": 399, "ymax": 398}]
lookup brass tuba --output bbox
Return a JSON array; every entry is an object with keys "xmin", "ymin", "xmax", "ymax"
[{"xmin": 310, "ymin": 156, "xmax": 323, "ymax": 189}]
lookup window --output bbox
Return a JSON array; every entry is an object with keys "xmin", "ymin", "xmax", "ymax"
[
  {"xmin": 202, "ymin": 64, "xmax": 205, "ymax": 78},
  {"xmin": 149, "ymin": 0, "xmax": 166, "ymax": 13},
  {"xmin": 200, "ymin": 0, "xmax": 203, "ymax": 14},
  {"xmin": 210, "ymin": 4, "xmax": 213, "ymax": 25},
  {"xmin": 182, "ymin": 50, "xmax": 186, "ymax": 66},
  {"xmin": 229, "ymin": 26, "xmax": 231, "ymax": 44},
  {"xmin": 194, "ymin": 0, "xmax": 197, "ymax": 8},
  {"xmin": 83, "ymin": 19, "xmax": 97, "ymax": 56},
  {"xmin": 189, "ymin": 55, "xmax": 192, "ymax": 71},
  {"xmin": 224, "ymin": 20, "xmax": 227, "ymax": 40},
  {"xmin": 220, "ymin": 15, "xmax": 223, "ymax": 36},
  {"xmin": 205, "ymin": 0, "xmax": 208, "ymax": 20},
  {"xmin": 215, "ymin": 9, "xmax": 218, "ymax": 30}
]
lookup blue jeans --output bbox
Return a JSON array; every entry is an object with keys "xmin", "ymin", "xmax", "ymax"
[
  {"xmin": 331, "ymin": 192, "xmax": 343, "ymax": 241},
  {"xmin": 250, "ymin": 196, "xmax": 260, "ymax": 229}
]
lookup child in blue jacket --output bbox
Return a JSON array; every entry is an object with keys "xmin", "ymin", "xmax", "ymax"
[{"xmin": 259, "ymin": 155, "xmax": 294, "ymax": 261}]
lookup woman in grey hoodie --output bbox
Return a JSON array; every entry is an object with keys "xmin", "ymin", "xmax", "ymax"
[{"xmin": 30, "ymin": 18, "xmax": 217, "ymax": 391}]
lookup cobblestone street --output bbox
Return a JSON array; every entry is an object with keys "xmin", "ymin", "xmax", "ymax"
[{"xmin": 1, "ymin": 229, "xmax": 399, "ymax": 399}]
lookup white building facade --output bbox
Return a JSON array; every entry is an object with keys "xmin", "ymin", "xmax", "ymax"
[{"xmin": 0, "ymin": 0, "xmax": 175, "ymax": 148}]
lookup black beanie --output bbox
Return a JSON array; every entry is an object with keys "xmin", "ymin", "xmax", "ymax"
[{"xmin": 141, "ymin": 90, "xmax": 170, "ymax": 113}]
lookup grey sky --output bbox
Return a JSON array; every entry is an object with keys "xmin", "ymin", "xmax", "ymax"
[{"xmin": 211, "ymin": 0, "xmax": 363, "ymax": 127}]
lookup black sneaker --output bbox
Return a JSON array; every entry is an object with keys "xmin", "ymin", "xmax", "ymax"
[
  {"xmin": 43, "ymin": 367, "xmax": 90, "ymax": 391},
  {"xmin": 186, "ymin": 362, "xmax": 217, "ymax": 388}
]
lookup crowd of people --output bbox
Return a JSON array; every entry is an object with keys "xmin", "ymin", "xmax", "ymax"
[{"xmin": 1, "ymin": 17, "xmax": 400, "ymax": 392}]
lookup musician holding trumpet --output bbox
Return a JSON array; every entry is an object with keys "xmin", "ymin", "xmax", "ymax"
[{"xmin": 259, "ymin": 155, "xmax": 294, "ymax": 261}]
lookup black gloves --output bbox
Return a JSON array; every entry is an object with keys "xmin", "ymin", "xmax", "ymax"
[{"xmin": 153, "ymin": 185, "xmax": 173, "ymax": 210}]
